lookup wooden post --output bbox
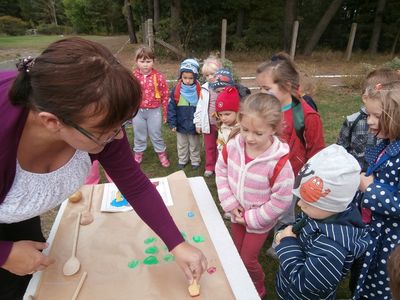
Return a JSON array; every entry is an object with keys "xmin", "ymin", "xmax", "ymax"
[
  {"xmin": 289, "ymin": 20, "xmax": 299, "ymax": 60},
  {"xmin": 147, "ymin": 19, "xmax": 154, "ymax": 50},
  {"xmin": 221, "ymin": 19, "xmax": 227, "ymax": 60},
  {"xmin": 143, "ymin": 21, "xmax": 148, "ymax": 45},
  {"xmin": 345, "ymin": 23, "xmax": 357, "ymax": 61}
]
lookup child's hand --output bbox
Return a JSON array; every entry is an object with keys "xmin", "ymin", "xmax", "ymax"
[
  {"xmin": 163, "ymin": 118, "xmax": 167, "ymax": 124},
  {"xmin": 278, "ymin": 225, "xmax": 297, "ymax": 242},
  {"xmin": 196, "ymin": 128, "xmax": 202, "ymax": 134},
  {"xmin": 231, "ymin": 207, "xmax": 245, "ymax": 225},
  {"xmin": 359, "ymin": 172, "xmax": 374, "ymax": 192},
  {"xmin": 171, "ymin": 127, "xmax": 176, "ymax": 132}
]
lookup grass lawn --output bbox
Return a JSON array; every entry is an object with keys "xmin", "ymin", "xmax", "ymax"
[{"xmin": 123, "ymin": 86, "xmax": 360, "ymax": 300}]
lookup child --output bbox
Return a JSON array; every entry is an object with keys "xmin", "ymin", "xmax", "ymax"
[
  {"xmin": 256, "ymin": 52, "xmax": 325, "ymax": 257},
  {"xmin": 274, "ymin": 144, "xmax": 370, "ymax": 300},
  {"xmin": 132, "ymin": 46, "xmax": 170, "ymax": 167},
  {"xmin": 168, "ymin": 58, "xmax": 202, "ymax": 169},
  {"xmin": 215, "ymin": 86, "xmax": 240, "ymax": 151},
  {"xmin": 193, "ymin": 56, "xmax": 222, "ymax": 177},
  {"xmin": 337, "ymin": 68, "xmax": 400, "ymax": 172},
  {"xmin": 388, "ymin": 245, "xmax": 400, "ymax": 300},
  {"xmin": 352, "ymin": 80, "xmax": 400, "ymax": 300},
  {"xmin": 215, "ymin": 93, "xmax": 295, "ymax": 297}
]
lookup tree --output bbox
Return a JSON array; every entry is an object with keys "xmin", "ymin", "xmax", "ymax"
[
  {"xmin": 303, "ymin": 0, "xmax": 344, "ymax": 55},
  {"xmin": 170, "ymin": 0, "xmax": 181, "ymax": 46},
  {"xmin": 153, "ymin": 0, "xmax": 159, "ymax": 30},
  {"xmin": 283, "ymin": 0, "xmax": 297, "ymax": 52},
  {"xmin": 368, "ymin": 0, "xmax": 386, "ymax": 53},
  {"xmin": 124, "ymin": 0, "xmax": 137, "ymax": 43}
]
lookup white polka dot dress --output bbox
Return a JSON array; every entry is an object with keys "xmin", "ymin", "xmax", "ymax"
[{"xmin": 353, "ymin": 140, "xmax": 400, "ymax": 300}]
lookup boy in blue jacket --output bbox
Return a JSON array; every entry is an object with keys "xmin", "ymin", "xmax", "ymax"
[
  {"xmin": 167, "ymin": 59, "xmax": 201, "ymax": 169},
  {"xmin": 274, "ymin": 144, "xmax": 370, "ymax": 300}
]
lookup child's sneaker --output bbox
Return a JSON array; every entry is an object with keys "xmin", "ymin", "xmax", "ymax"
[
  {"xmin": 192, "ymin": 164, "xmax": 200, "ymax": 170},
  {"xmin": 157, "ymin": 151, "xmax": 170, "ymax": 168},
  {"xmin": 177, "ymin": 163, "xmax": 186, "ymax": 169},
  {"xmin": 134, "ymin": 152, "xmax": 143, "ymax": 164}
]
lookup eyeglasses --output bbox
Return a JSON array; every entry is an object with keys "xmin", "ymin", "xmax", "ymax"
[{"xmin": 67, "ymin": 120, "xmax": 130, "ymax": 146}]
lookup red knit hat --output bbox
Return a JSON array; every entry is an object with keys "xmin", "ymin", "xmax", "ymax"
[{"xmin": 215, "ymin": 86, "xmax": 240, "ymax": 112}]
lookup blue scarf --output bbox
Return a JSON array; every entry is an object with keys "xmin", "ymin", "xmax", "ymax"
[{"xmin": 180, "ymin": 83, "xmax": 199, "ymax": 106}]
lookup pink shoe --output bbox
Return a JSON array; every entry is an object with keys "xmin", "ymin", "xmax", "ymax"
[
  {"xmin": 134, "ymin": 152, "xmax": 143, "ymax": 164},
  {"xmin": 157, "ymin": 151, "xmax": 170, "ymax": 168}
]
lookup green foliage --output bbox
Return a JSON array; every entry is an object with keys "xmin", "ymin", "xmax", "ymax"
[
  {"xmin": 63, "ymin": 0, "xmax": 126, "ymax": 34},
  {"xmin": 384, "ymin": 57, "xmax": 400, "ymax": 70},
  {"xmin": 37, "ymin": 23, "xmax": 74, "ymax": 35},
  {"xmin": 0, "ymin": 16, "xmax": 28, "ymax": 36}
]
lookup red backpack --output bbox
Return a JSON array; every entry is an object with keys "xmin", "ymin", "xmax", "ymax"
[
  {"xmin": 221, "ymin": 145, "xmax": 289, "ymax": 187},
  {"xmin": 173, "ymin": 80, "xmax": 202, "ymax": 103}
]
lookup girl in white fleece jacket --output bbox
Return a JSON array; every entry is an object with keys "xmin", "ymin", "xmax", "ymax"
[{"xmin": 215, "ymin": 93, "xmax": 294, "ymax": 298}]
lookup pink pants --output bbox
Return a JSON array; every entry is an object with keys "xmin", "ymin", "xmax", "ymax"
[
  {"xmin": 203, "ymin": 124, "xmax": 218, "ymax": 172},
  {"xmin": 231, "ymin": 223, "xmax": 268, "ymax": 297},
  {"xmin": 85, "ymin": 160, "xmax": 112, "ymax": 184}
]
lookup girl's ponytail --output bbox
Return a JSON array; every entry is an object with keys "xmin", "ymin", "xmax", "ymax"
[{"xmin": 9, "ymin": 57, "xmax": 35, "ymax": 107}]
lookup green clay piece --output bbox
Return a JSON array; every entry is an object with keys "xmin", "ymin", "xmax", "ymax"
[
  {"xmin": 128, "ymin": 259, "xmax": 140, "ymax": 269},
  {"xmin": 163, "ymin": 254, "xmax": 175, "ymax": 262},
  {"xmin": 192, "ymin": 235, "xmax": 205, "ymax": 243},
  {"xmin": 145, "ymin": 246, "xmax": 159, "ymax": 254},
  {"xmin": 143, "ymin": 256, "xmax": 159, "ymax": 265},
  {"xmin": 181, "ymin": 231, "xmax": 187, "ymax": 240},
  {"xmin": 144, "ymin": 237, "xmax": 156, "ymax": 244}
]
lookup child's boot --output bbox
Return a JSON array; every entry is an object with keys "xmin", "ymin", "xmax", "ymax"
[
  {"xmin": 157, "ymin": 151, "xmax": 170, "ymax": 168},
  {"xmin": 134, "ymin": 152, "xmax": 144, "ymax": 164}
]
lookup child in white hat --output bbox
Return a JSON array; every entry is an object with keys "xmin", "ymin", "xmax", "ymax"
[{"xmin": 274, "ymin": 144, "xmax": 370, "ymax": 300}]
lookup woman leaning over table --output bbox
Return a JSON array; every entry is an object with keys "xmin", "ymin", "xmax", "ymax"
[{"xmin": 0, "ymin": 37, "xmax": 207, "ymax": 300}]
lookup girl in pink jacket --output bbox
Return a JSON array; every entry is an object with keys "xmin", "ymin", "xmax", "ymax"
[{"xmin": 215, "ymin": 93, "xmax": 294, "ymax": 298}]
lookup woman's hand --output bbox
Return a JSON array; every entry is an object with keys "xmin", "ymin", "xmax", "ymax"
[
  {"xmin": 360, "ymin": 172, "xmax": 374, "ymax": 192},
  {"xmin": 171, "ymin": 242, "xmax": 207, "ymax": 284},
  {"xmin": 2, "ymin": 241, "xmax": 55, "ymax": 275},
  {"xmin": 171, "ymin": 127, "xmax": 177, "ymax": 132}
]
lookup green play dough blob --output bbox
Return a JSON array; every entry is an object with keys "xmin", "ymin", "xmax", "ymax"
[
  {"xmin": 128, "ymin": 259, "xmax": 140, "ymax": 269},
  {"xmin": 144, "ymin": 237, "xmax": 156, "ymax": 244},
  {"xmin": 143, "ymin": 256, "xmax": 159, "ymax": 265},
  {"xmin": 145, "ymin": 246, "xmax": 159, "ymax": 254},
  {"xmin": 192, "ymin": 235, "xmax": 205, "ymax": 243},
  {"xmin": 163, "ymin": 254, "xmax": 175, "ymax": 262}
]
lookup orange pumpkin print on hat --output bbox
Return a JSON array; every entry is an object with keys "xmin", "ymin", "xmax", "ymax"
[
  {"xmin": 293, "ymin": 144, "xmax": 361, "ymax": 213},
  {"xmin": 299, "ymin": 176, "xmax": 331, "ymax": 203}
]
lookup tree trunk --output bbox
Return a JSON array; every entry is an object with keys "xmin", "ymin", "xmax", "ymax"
[
  {"xmin": 368, "ymin": 0, "xmax": 386, "ymax": 54},
  {"xmin": 154, "ymin": 0, "xmax": 160, "ymax": 30},
  {"xmin": 390, "ymin": 29, "xmax": 400, "ymax": 56},
  {"xmin": 124, "ymin": 0, "xmax": 137, "ymax": 44},
  {"xmin": 170, "ymin": 0, "xmax": 181, "ymax": 47},
  {"xmin": 283, "ymin": 0, "xmax": 297, "ymax": 52},
  {"xmin": 303, "ymin": 0, "xmax": 344, "ymax": 56},
  {"xmin": 50, "ymin": 0, "xmax": 57, "ymax": 25},
  {"xmin": 147, "ymin": 0, "xmax": 153, "ymax": 20},
  {"xmin": 235, "ymin": 10, "xmax": 244, "ymax": 37}
]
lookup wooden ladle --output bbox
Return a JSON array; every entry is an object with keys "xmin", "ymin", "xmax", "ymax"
[
  {"xmin": 80, "ymin": 186, "xmax": 94, "ymax": 226},
  {"xmin": 63, "ymin": 213, "xmax": 81, "ymax": 276}
]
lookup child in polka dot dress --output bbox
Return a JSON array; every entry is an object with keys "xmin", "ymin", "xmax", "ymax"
[{"xmin": 353, "ymin": 80, "xmax": 400, "ymax": 300}]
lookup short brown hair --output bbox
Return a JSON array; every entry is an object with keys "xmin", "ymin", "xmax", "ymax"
[
  {"xmin": 10, "ymin": 37, "xmax": 141, "ymax": 130},
  {"xmin": 135, "ymin": 45, "xmax": 155, "ymax": 61}
]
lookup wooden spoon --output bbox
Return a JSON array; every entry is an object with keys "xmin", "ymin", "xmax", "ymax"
[
  {"xmin": 71, "ymin": 271, "xmax": 88, "ymax": 300},
  {"xmin": 63, "ymin": 213, "xmax": 81, "ymax": 276},
  {"xmin": 80, "ymin": 186, "xmax": 94, "ymax": 226}
]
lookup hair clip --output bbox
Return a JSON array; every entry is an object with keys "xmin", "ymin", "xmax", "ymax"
[
  {"xmin": 271, "ymin": 55, "xmax": 279, "ymax": 62},
  {"xmin": 16, "ymin": 56, "xmax": 35, "ymax": 73},
  {"xmin": 375, "ymin": 83, "xmax": 383, "ymax": 91}
]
